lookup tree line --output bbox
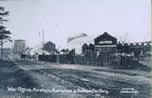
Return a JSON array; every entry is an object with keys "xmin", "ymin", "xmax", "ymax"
[
  {"xmin": 0, "ymin": 7, "xmax": 11, "ymax": 60},
  {"xmin": 82, "ymin": 42, "xmax": 151, "ymax": 57}
]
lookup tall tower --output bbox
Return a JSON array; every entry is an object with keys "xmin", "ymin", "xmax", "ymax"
[{"xmin": 13, "ymin": 39, "xmax": 26, "ymax": 54}]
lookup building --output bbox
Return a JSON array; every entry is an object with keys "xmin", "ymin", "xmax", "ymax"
[
  {"xmin": 94, "ymin": 32, "xmax": 117, "ymax": 66},
  {"xmin": 43, "ymin": 41, "xmax": 56, "ymax": 55},
  {"xmin": 13, "ymin": 39, "xmax": 26, "ymax": 54},
  {"xmin": 94, "ymin": 32, "xmax": 117, "ymax": 54}
]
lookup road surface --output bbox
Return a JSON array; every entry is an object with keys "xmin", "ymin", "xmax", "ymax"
[{"xmin": 2, "ymin": 60, "xmax": 151, "ymax": 98}]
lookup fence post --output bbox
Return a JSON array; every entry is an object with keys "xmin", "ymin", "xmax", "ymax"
[{"xmin": 56, "ymin": 54, "xmax": 60, "ymax": 64}]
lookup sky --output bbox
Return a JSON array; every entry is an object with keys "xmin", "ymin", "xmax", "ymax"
[{"xmin": 0, "ymin": 0, "xmax": 151, "ymax": 49}]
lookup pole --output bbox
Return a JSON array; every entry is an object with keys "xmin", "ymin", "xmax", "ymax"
[
  {"xmin": 1, "ymin": 39, "xmax": 3, "ymax": 60},
  {"xmin": 42, "ymin": 30, "xmax": 44, "ymax": 50}
]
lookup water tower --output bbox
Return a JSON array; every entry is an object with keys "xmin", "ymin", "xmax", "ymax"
[{"xmin": 13, "ymin": 39, "xmax": 26, "ymax": 54}]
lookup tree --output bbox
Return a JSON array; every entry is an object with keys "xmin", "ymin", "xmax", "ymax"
[
  {"xmin": 65, "ymin": 49, "xmax": 69, "ymax": 54},
  {"xmin": 82, "ymin": 43, "xmax": 88, "ymax": 54},
  {"xmin": 123, "ymin": 43, "xmax": 129, "ymax": 53},
  {"xmin": 129, "ymin": 43, "xmax": 134, "ymax": 53},
  {"xmin": 134, "ymin": 48, "xmax": 141, "ymax": 58},
  {"xmin": 88, "ymin": 43, "xmax": 94, "ymax": 52},
  {"xmin": 117, "ymin": 42, "xmax": 123, "ymax": 53},
  {"xmin": 0, "ymin": 7, "xmax": 11, "ymax": 60},
  {"xmin": 61, "ymin": 49, "xmax": 66, "ymax": 55},
  {"xmin": 69, "ymin": 49, "xmax": 75, "ymax": 56}
]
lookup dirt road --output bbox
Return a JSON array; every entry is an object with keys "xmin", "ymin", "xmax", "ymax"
[{"xmin": 12, "ymin": 60, "xmax": 150, "ymax": 98}]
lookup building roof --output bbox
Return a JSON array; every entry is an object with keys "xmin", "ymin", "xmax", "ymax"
[
  {"xmin": 94, "ymin": 32, "xmax": 117, "ymax": 45},
  {"xmin": 45, "ymin": 41, "xmax": 55, "ymax": 46},
  {"xmin": 14, "ymin": 39, "xmax": 25, "ymax": 41},
  {"xmin": 95, "ymin": 32, "xmax": 116, "ymax": 41},
  {"xmin": 30, "ymin": 48, "xmax": 50, "ymax": 55}
]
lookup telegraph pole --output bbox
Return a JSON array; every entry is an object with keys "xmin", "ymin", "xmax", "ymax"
[
  {"xmin": 42, "ymin": 29, "xmax": 44, "ymax": 50},
  {"xmin": 1, "ymin": 39, "xmax": 3, "ymax": 60}
]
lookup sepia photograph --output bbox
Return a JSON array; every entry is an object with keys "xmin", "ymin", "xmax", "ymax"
[{"xmin": 0, "ymin": 0, "xmax": 151, "ymax": 98}]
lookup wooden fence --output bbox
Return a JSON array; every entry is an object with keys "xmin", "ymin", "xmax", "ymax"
[{"xmin": 38, "ymin": 54, "xmax": 120, "ymax": 66}]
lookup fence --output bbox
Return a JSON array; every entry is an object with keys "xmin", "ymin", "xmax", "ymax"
[
  {"xmin": 38, "ymin": 54, "xmax": 120, "ymax": 66},
  {"xmin": 38, "ymin": 54, "xmax": 75, "ymax": 64},
  {"xmin": 39, "ymin": 55, "xmax": 57, "ymax": 62},
  {"xmin": 20, "ymin": 53, "xmax": 145, "ymax": 69}
]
